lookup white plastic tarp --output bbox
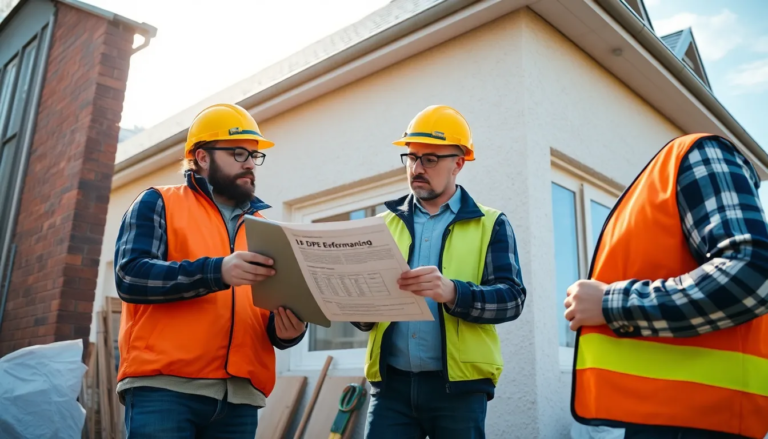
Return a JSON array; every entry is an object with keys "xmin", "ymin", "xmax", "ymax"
[{"xmin": 0, "ymin": 339, "xmax": 87, "ymax": 439}]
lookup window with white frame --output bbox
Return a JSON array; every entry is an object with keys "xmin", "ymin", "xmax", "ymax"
[
  {"xmin": 309, "ymin": 204, "xmax": 387, "ymax": 352},
  {"xmin": 551, "ymin": 166, "xmax": 618, "ymax": 368},
  {"xmin": 287, "ymin": 174, "xmax": 408, "ymax": 370}
]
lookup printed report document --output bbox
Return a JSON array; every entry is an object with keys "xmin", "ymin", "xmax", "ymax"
[{"xmin": 244, "ymin": 215, "xmax": 434, "ymax": 328}]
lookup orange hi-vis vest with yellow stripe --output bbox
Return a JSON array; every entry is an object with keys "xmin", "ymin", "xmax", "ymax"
[
  {"xmin": 572, "ymin": 134, "xmax": 768, "ymax": 438},
  {"xmin": 117, "ymin": 183, "xmax": 277, "ymax": 397}
]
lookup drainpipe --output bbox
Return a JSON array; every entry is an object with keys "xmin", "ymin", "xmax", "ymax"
[{"xmin": 0, "ymin": 14, "xmax": 55, "ymax": 335}]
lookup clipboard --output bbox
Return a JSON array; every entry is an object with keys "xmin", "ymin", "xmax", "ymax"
[{"xmin": 244, "ymin": 215, "xmax": 332, "ymax": 328}]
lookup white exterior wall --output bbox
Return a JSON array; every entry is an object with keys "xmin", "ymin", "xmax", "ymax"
[
  {"xmin": 99, "ymin": 8, "xmax": 683, "ymax": 438},
  {"xmin": 517, "ymin": 9, "xmax": 682, "ymax": 437}
]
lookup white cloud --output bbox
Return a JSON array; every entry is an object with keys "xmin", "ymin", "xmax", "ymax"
[
  {"xmin": 654, "ymin": 9, "xmax": 743, "ymax": 62},
  {"xmin": 755, "ymin": 36, "xmax": 768, "ymax": 53},
  {"xmin": 727, "ymin": 59, "xmax": 768, "ymax": 94}
]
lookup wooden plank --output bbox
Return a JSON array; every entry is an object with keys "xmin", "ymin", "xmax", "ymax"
[
  {"xmin": 105, "ymin": 297, "xmax": 122, "ymax": 372},
  {"xmin": 85, "ymin": 345, "xmax": 97, "ymax": 439},
  {"xmin": 299, "ymin": 376, "xmax": 367, "ymax": 439},
  {"xmin": 294, "ymin": 356, "xmax": 332, "ymax": 439},
  {"xmin": 104, "ymin": 298, "xmax": 122, "ymax": 437},
  {"xmin": 255, "ymin": 376, "xmax": 307, "ymax": 439},
  {"xmin": 106, "ymin": 296, "xmax": 123, "ymax": 312},
  {"xmin": 96, "ymin": 311, "xmax": 114, "ymax": 439}
]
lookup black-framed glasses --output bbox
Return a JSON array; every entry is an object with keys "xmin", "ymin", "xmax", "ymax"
[
  {"xmin": 203, "ymin": 147, "xmax": 266, "ymax": 166},
  {"xmin": 400, "ymin": 153, "xmax": 460, "ymax": 168}
]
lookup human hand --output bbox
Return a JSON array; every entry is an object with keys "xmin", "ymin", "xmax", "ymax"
[
  {"xmin": 564, "ymin": 280, "xmax": 608, "ymax": 331},
  {"xmin": 221, "ymin": 252, "xmax": 275, "ymax": 287},
  {"xmin": 397, "ymin": 266, "xmax": 457, "ymax": 307},
  {"xmin": 274, "ymin": 307, "xmax": 306, "ymax": 340}
]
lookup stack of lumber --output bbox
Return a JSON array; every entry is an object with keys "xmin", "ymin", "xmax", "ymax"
[
  {"xmin": 77, "ymin": 299, "xmax": 368, "ymax": 439},
  {"xmin": 80, "ymin": 296, "xmax": 123, "ymax": 439}
]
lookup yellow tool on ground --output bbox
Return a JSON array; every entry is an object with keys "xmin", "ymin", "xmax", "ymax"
[{"xmin": 328, "ymin": 383, "xmax": 366, "ymax": 439}]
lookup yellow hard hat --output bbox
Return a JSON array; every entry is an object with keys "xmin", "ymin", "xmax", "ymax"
[
  {"xmin": 392, "ymin": 105, "xmax": 475, "ymax": 161},
  {"xmin": 185, "ymin": 103, "xmax": 275, "ymax": 159}
]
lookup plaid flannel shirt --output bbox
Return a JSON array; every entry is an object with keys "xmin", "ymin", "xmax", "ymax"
[
  {"xmin": 113, "ymin": 171, "xmax": 304, "ymax": 349},
  {"xmin": 604, "ymin": 136, "xmax": 768, "ymax": 338},
  {"xmin": 353, "ymin": 187, "xmax": 527, "ymax": 332}
]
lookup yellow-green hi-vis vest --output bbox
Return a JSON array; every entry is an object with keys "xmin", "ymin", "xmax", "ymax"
[{"xmin": 364, "ymin": 204, "xmax": 504, "ymax": 389}]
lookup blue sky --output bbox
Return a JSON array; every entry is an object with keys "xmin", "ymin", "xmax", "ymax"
[{"xmin": 644, "ymin": 0, "xmax": 768, "ymax": 203}]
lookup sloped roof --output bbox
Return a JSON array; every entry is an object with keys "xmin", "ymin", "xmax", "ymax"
[
  {"xmin": 660, "ymin": 27, "xmax": 710, "ymax": 89},
  {"xmin": 235, "ymin": 0, "xmax": 444, "ymax": 97},
  {"xmin": 115, "ymin": 0, "xmax": 470, "ymax": 165},
  {"xmin": 660, "ymin": 29, "xmax": 683, "ymax": 51},
  {"xmin": 622, "ymin": 0, "xmax": 654, "ymax": 31},
  {"xmin": 112, "ymin": 0, "xmax": 768, "ymax": 181}
]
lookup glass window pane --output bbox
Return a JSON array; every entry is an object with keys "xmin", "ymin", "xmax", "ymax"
[
  {"xmin": 552, "ymin": 183, "xmax": 580, "ymax": 348},
  {"xmin": 8, "ymin": 41, "xmax": 38, "ymax": 135},
  {"xmin": 349, "ymin": 209, "xmax": 367, "ymax": 220},
  {"xmin": 0, "ymin": 137, "xmax": 18, "ymax": 236},
  {"xmin": 589, "ymin": 200, "xmax": 611, "ymax": 255},
  {"xmin": 309, "ymin": 322, "xmax": 368, "ymax": 351},
  {"xmin": 308, "ymin": 201, "xmax": 390, "ymax": 351},
  {"xmin": 0, "ymin": 60, "xmax": 19, "ymax": 142},
  {"xmin": 374, "ymin": 204, "xmax": 387, "ymax": 215}
]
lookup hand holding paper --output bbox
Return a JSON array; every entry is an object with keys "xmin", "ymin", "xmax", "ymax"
[
  {"xmin": 274, "ymin": 307, "xmax": 306, "ymax": 340},
  {"xmin": 244, "ymin": 215, "xmax": 434, "ymax": 327},
  {"xmin": 221, "ymin": 251, "xmax": 275, "ymax": 286},
  {"xmin": 397, "ymin": 266, "xmax": 457, "ymax": 307}
]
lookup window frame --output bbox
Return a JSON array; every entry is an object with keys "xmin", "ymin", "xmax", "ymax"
[
  {"xmin": 551, "ymin": 164, "xmax": 621, "ymax": 371},
  {"xmin": 583, "ymin": 185, "xmax": 617, "ymax": 264},
  {"xmin": 286, "ymin": 174, "xmax": 409, "ymax": 371}
]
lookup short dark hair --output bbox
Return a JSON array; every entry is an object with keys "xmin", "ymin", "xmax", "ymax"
[{"xmin": 182, "ymin": 140, "xmax": 216, "ymax": 173}]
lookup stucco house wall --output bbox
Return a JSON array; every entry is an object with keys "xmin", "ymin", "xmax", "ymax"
[{"xmin": 100, "ymin": 8, "xmax": 686, "ymax": 438}]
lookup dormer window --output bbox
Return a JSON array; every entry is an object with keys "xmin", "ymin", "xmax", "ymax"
[
  {"xmin": 623, "ymin": 0, "xmax": 654, "ymax": 30},
  {"xmin": 661, "ymin": 28, "xmax": 712, "ymax": 90}
]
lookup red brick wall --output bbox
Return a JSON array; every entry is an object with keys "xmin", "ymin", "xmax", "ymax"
[{"xmin": 0, "ymin": 4, "xmax": 134, "ymax": 356}]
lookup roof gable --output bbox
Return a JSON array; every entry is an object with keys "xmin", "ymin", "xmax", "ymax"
[
  {"xmin": 661, "ymin": 27, "xmax": 711, "ymax": 89},
  {"xmin": 622, "ymin": 0, "xmax": 653, "ymax": 30}
]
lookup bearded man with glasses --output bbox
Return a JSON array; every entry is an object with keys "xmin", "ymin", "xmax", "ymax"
[
  {"xmin": 353, "ymin": 105, "xmax": 527, "ymax": 439},
  {"xmin": 113, "ymin": 103, "xmax": 306, "ymax": 438}
]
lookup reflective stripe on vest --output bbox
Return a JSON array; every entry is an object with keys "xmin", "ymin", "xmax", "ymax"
[
  {"xmin": 117, "ymin": 184, "xmax": 277, "ymax": 397},
  {"xmin": 364, "ymin": 204, "xmax": 504, "ymax": 385},
  {"xmin": 571, "ymin": 134, "xmax": 768, "ymax": 438}
]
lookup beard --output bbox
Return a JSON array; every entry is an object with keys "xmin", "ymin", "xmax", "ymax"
[
  {"xmin": 410, "ymin": 175, "xmax": 441, "ymax": 202},
  {"xmin": 207, "ymin": 157, "xmax": 255, "ymax": 205}
]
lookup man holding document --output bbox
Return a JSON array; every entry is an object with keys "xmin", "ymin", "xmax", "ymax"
[
  {"xmin": 355, "ymin": 105, "xmax": 527, "ymax": 439},
  {"xmin": 113, "ymin": 103, "xmax": 306, "ymax": 438}
]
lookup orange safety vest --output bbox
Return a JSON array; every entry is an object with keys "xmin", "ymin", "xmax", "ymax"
[
  {"xmin": 117, "ymin": 183, "xmax": 276, "ymax": 397},
  {"xmin": 572, "ymin": 134, "xmax": 768, "ymax": 438}
]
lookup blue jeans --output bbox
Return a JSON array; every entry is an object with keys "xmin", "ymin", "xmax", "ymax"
[
  {"xmin": 365, "ymin": 366, "xmax": 487, "ymax": 439},
  {"xmin": 123, "ymin": 386, "xmax": 259, "ymax": 439}
]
